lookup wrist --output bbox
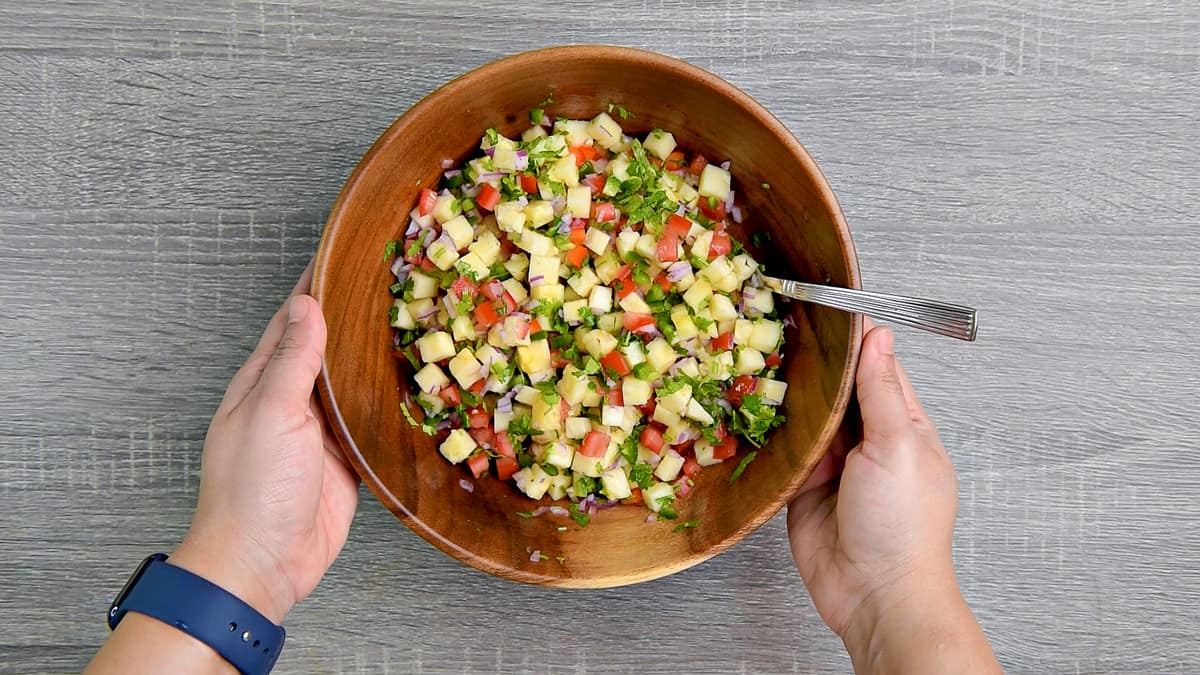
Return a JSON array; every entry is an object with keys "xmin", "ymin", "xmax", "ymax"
[{"xmin": 172, "ymin": 532, "xmax": 294, "ymax": 625}]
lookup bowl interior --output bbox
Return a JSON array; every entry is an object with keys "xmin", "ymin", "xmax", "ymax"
[{"xmin": 314, "ymin": 46, "xmax": 860, "ymax": 587}]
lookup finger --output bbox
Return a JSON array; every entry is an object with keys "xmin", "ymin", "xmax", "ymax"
[
  {"xmin": 252, "ymin": 295, "xmax": 327, "ymax": 418},
  {"xmin": 221, "ymin": 261, "xmax": 316, "ymax": 410},
  {"xmin": 892, "ymin": 355, "xmax": 928, "ymax": 422},
  {"xmin": 856, "ymin": 326, "xmax": 914, "ymax": 444},
  {"xmin": 797, "ymin": 446, "xmax": 845, "ymax": 495}
]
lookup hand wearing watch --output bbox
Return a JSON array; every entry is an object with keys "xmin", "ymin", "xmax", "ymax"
[{"xmin": 108, "ymin": 553, "xmax": 286, "ymax": 675}]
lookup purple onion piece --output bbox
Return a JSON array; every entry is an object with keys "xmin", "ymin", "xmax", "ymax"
[
  {"xmin": 548, "ymin": 505, "xmax": 569, "ymax": 517},
  {"xmin": 532, "ymin": 506, "xmax": 549, "ymax": 517},
  {"xmin": 666, "ymin": 261, "xmax": 690, "ymax": 282},
  {"xmin": 719, "ymin": 160, "xmax": 731, "ymax": 170},
  {"xmin": 443, "ymin": 168, "xmax": 461, "ymax": 179},
  {"xmin": 390, "ymin": 257, "xmax": 408, "ymax": 278},
  {"xmin": 674, "ymin": 203, "xmax": 687, "ymax": 216},
  {"xmin": 645, "ymin": 513, "xmax": 657, "ymax": 523},
  {"xmin": 783, "ymin": 315, "xmax": 797, "ymax": 328},
  {"xmin": 513, "ymin": 150, "xmax": 529, "ymax": 171},
  {"xmin": 731, "ymin": 206, "xmax": 744, "ymax": 224},
  {"xmin": 529, "ymin": 550, "xmax": 541, "ymax": 562},
  {"xmin": 484, "ymin": 146, "xmax": 496, "ymax": 157},
  {"xmin": 441, "ymin": 158, "xmax": 455, "ymax": 169},
  {"xmin": 529, "ymin": 274, "xmax": 545, "ymax": 287},
  {"xmin": 442, "ymin": 294, "xmax": 459, "ymax": 319},
  {"xmin": 726, "ymin": 189, "xmax": 736, "ymax": 211},
  {"xmin": 716, "ymin": 398, "xmax": 733, "ymax": 413},
  {"xmin": 556, "ymin": 215, "xmax": 572, "ymax": 233},
  {"xmin": 459, "ymin": 478, "xmax": 474, "ymax": 493}
]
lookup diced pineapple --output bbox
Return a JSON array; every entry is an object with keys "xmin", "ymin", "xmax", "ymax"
[
  {"xmin": 670, "ymin": 304, "xmax": 699, "ymax": 340},
  {"xmin": 416, "ymin": 331, "xmax": 455, "ymax": 363},
  {"xmin": 601, "ymin": 467, "xmax": 633, "ymax": 500},
  {"xmin": 442, "ymin": 215, "xmax": 474, "ymax": 250},
  {"xmin": 634, "ymin": 234, "xmax": 657, "ymax": 260},
  {"xmin": 501, "ymin": 278, "xmax": 528, "ymax": 305},
  {"xmin": 494, "ymin": 201, "xmax": 527, "ymax": 233},
  {"xmin": 432, "ymin": 193, "xmax": 459, "ymax": 224},
  {"xmin": 588, "ymin": 112, "xmax": 624, "ymax": 149},
  {"xmin": 515, "ymin": 386, "xmax": 538, "ymax": 406},
  {"xmin": 732, "ymin": 253, "xmax": 759, "ymax": 282},
  {"xmin": 710, "ymin": 293, "xmax": 738, "ymax": 322},
  {"xmin": 565, "ymin": 416, "xmax": 592, "ymax": 440},
  {"xmin": 504, "ymin": 252, "xmax": 529, "ymax": 281},
  {"xmin": 554, "ymin": 119, "xmax": 590, "ymax": 145},
  {"xmin": 549, "ymin": 154, "xmax": 580, "ymax": 187},
  {"xmin": 582, "ymin": 329, "xmax": 618, "ymax": 359},
  {"xmin": 745, "ymin": 288, "xmax": 775, "ymax": 316},
  {"xmin": 531, "ymin": 282, "xmax": 564, "ymax": 304},
  {"xmin": 733, "ymin": 319, "xmax": 755, "ymax": 346},
  {"xmin": 694, "ymin": 439, "xmax": 723, "ymax": 466},
  {"xmin": 643, "ymin": 482, "xmax": 676, "ymax": 512},
  {"xmin": 655, "ymin": 450, "xmax": 685, "ymax": 481},
  {"xmin": 490, "ymin": 137, "xmax": 519, "ymax": 171},
  {"xmin": 566, "ymin": 185, "xmax": 591, "ymax": 218},
  {"xmin": 547, "ymin": 473, "xmax": 572, "ymax": 500},
  {"xmin": 674, "ymin": 357, "xmax": 701, "ymax": 378},
  {"xmin": 525, "ymin": 200, "xmax": 555, "ymax": 228},
  {"xmin": 562, "ymin": 299, "xmax": 588, "ymax": 325},
  {"xmin": 736, "ymin": 348, "xmax": 766, "ymax": 375},
  {"xmin": 709, "ymin": 351, "xmax": 735, "ymax": 381},
  {"xmin": 677, "ymin": 181, "xmax": 699, "ymax": 204},
  {"xmin": 589, "ymin": 285, "xmax": 613, "ymax": 314},
  {"xmin": 499, "ymin": 315, "xmax": 532, "ymax": 347},
  {"xmin": 701, "ymin": 255, "xmax": 739, "ymax": 292},
  {"xmin": 691, "ymin": 230, "xmax": 714, "ymax": 260},
  {"xmin": 618, "ymin": 292, "xmax": 651, "ymax": 314},
  {"xmin": 558, "ymin": 365, "xmax": 590, "ymax": 405},
  {"xmin": 468, "ymin": 232, "xmax": 502, "ymax": 266},
  {"xmin": 522, "ymin": 125, "xmax": 548, "ymax": 142},
  {"xmin": 528, "ymin": 254, "xmax": 561, "ymax": 287},
  {"xmin": 532, "ymin": 393, "xmax": 562, "ymax": 434},
  {"xmin": 601, "ymin": 404, "xmax": 625, "ymax": 427},
  {"xmin": 516, "ymin": 339, "xmax": 551, "ymax": 374},
  {"xmin": 439, "ymin": 429, "xmax": 477, "ymax": 464},
  {"xmin": 615, "ymin": 229, "xmax": 640, "ymax": 258},
  {"xmin": 620, "ymin": 340, "xmax": 646, "ymax": 366},
  {"xmin": 456, "ymin": 251, "xmax": 489, "ymax": 280},
  {"xmin": 643, "ymin": 129, "xmax": 677, "ymax": 160},
  {"xmin": 448, "ymin": 349, "xmax": 484, "ymax": 388},
  {"xmin": 567, "ymin": 267, "xmax": 600, "ymax": 297},
  {"xmin": 451, "ymin": 315, "xmax": 476, "ymax": 342},
  {"xmin": 417, "ymin": 391, "xmax": 445, "ymax": 415},
  {"xmin": 543, "ymin": 442, "xmax": 575, "ymax": 469},
  {"xmin": 593, "ymin": 253, "xmax": 622, "ymax": 284},
  {"xmin": 580, "ymin": 387, "xmax": 603, "ymax": 408},
  {"xmin": 597, "ymin": 312, "xmax": 622, "ymax": 334},
  {"xmin": 426, "ymin": 237, "xmax": 460, "ymax": 271},
  {"xmin": 652, "ymin": 405, "xmax": 682, "ymax": 428},
  {"xmin": 390, "ymin": 300, "xmax": 416, "ymax": 329},
  {"xmin": 657, "ymin": 384, "xmax": 693, "ymax": 415},
  {"xmin": 571, "ymin": 451, "xmax": 604, "ymax": 478},
  {"xmin": 608, "ymin": 153, "xmax": 632, "ymax": 181},
  {"xmin": 494, "ymin": 408, "xmax": 513, "ymax": 432},
  {"xmin": 413, "ymin": 363, "xmax": 449, "ymax": 393},
  {"xmin": 698, "ymin": 164, "xmax": 732, "ymax": 201},
  {"xmin": 682, "ymin": 279, "xmax": 712, "ymax": 310},
  {"xmin": 645, "ymin": 338, "xmax": 677, "ymax": 373},
  {"xmin": 408, "ymin": 271, "xmax": 438, "ymax": 300},
  {"xmin": 757, "ymin": 378, "xmax": 788, "ymax": 404},
  {"xmin": 748, "ymin": 320, "xmax": 783, "ymax": 354},
  {"xmin": 407, "ymin": 298, "xmax": 435, "ymax": 324},
  {"xmin": 517, "ymin": 229, "xmax": 555, "ymax": 256},
  {"xmin": 584, "ymin": 228, "xmax": 611, "ymax": 255},
  {"xmin": 513, "ymin": 464, "xmax": 552, "ymax": 499},
  {"xmin": 685, "ymin": 398, "xmax": 714, "ymax": 425},
  {"xmin": 622, "ymin": 378, "xmax": 652, "ymax": 406}
]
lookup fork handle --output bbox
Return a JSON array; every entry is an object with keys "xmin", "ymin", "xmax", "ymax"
[{"xmin": 764, "ymin": 277, "xmax": 978, "ymax": 341}]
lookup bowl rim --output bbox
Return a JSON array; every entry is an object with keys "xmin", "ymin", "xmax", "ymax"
[{"xmin": 312, "ymin": 44, "xmax": 863, "ymax": 587}]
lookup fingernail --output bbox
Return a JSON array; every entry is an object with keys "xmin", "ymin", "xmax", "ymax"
[
  {"xmin": 287, "ymin": 296, "xmax": 309, "ymax": 324},
  {"xmin": 876, "ymin": 327, "xmax": 894, "ymax": 355}
]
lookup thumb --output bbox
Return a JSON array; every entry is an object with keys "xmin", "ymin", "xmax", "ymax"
[
  {"xmin": 253, "ymin": 295, "xmax": 326, "ymax": 417},
  {"xmin": 856, "ymin": 326, "xmax": 913, "ymax": 445}
]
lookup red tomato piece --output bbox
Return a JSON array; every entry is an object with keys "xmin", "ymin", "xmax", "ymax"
[
  {"xmin": 580, "ymin": 430, "xmax": 610, "ymax": 458},
  {"xmin": 467, "ymin": 407, "xmax": 490, "ymax": 429},
  {"xmin": 606, "ymin": 386, "xmax": 624, "ymax": 407},
  {"xmin": 469, "ymin": 427, "xmax": 495, "ymax": 450},
  {"xmin": 494, "ymin": 432, "xmax": 516, "ymax": 458},
  {"xmin": 467, "ymin": 378, "xmax": 486, "ymax": 395},
  {"xmin": 656, "ymin": 233, "xmax": 679, "ymax": 262},
  {"xmin": 519, "ymin": 173, "xmax": 538, "ymax": 194},
  {"xmin": 560, "ymin": 397, "xmax": 570, "ymax": 422},
  {"xmin": 666, "ymin": 214, "xmax": 692, "ymax": 238},
  {"xmin": 500, "ymin": 291, "xmax": 518, "ymax": 314},
  {"xmin": 565, "ymin": 246, "xmax": 588, "ymax": 268},
  {"xmin": 550, "ymin": 349, "xmax": 569, "ymax": 368},
  {"xmin": 569, "ymin": 227, "xmax": 586, "ymax": 246},
  {"xmin": 727, "ymin": 375, "xmax": 758, "ymax": 406},
  {"xmin": 681, "ymin": 455, "xmax": 702, "ymax": 479},
  {"xmin": 611, "ymin": 264, "xmax": 635, "ymax": 299},
  {"xmin": 591, "ymin": 202, "xmax": 617, "ymax": 222},
  {"xmin": 599, "ymin": 350, "xmax": 631, "ymax": 378},
  {"xmin": 653, "ymin": 273, "xmax": 672, "ymax": 292},
  {"xmin": 622, "ymin": 312, "xmax": 656, "ymax": 332},
  {"xmin": 699, "ymin": 197, "xmax": 726, "ymax": 222},
  {"xmin": 712, "ymin": 436, "xmax": 738, "ymax": 460},
  {"xmin": 473, "ymin": 301, "xmax": 501, "ymax": 329},
  {"xmin": 764, "ymin": 352, "xmax": 782, "ymax": 367},
  {"xmin": 418, "ymin": 256, "xmax": 439, "ymax": 273},
  {"xmin": 640, "ymin": 424, "xmax": 666, "ymax": 454},
  {"xmin": 622, "ymin": 487, "xmax": 643, "ymax": 505},
  {"xmin": 710, "ymin": 332, "xmax": 733, "ymax": 351},
  {"xmin": 709, "ymin": 230, "xmax": 732, "ymax": 259},
  {"xmin": 582, "ymin": 173, "xmax": 606, "ymax": 196},
  {"xmin": 417, "ymin": 188, "xmax": 438, "ymax": 217},
  {"xmin": 480, "ymin": 280, "xmax": 505, "ymax": 301},
  {"xmin": 466, "ymin": 453, "xmax": 490, "ymax": 479},
  {"xmin": 403, "ymin": 238, "xmax": 423, "ymax": 264},
  {"xmin": 688, "ymin": 154, "xmax": 709, "ymax": 176},
  {"xmin": 638, "ymin": 397, "xmax": 656, "ymax": 416},
  {"xmin": 475, "ymin": 183, "xmax": 500, "ymax": 212},
  {"xmin": 438, "ymin": 384, "xmax": 461, "ymax": 406},
  {"xmin": 664, "ymin": 151, "xmax": 687, "ymax": 171},
  {"xmin": 674, "ymin": 476, "xmax": 694, "ymax": 498},
  {"xmin": 495, "ymin": 456, "xmax": 520, "ymax": 481},
  {"xmin": 450, "ymin": 276, "xmax": 478, "ymax": 301},
  {"xmin": 568, "ymin": 144, "xmax": 600, "ymax": 166},
  {"xmin": 509, "ymin": 315, "xmax": 531, "ymax": 340}
]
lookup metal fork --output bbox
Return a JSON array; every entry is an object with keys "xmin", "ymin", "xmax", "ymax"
[{"xmin": 761, "ymin": 276, "xmax": 978, "ymax": 341}]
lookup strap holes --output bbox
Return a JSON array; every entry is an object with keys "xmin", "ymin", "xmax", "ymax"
[
  {"xmin": 253, "ymin": 640, "xmax": 261, "ymax": 648},
  {"xmin": 227, "ymin": 622, "xmax": 237, "ymax": 632},
  {"xmin": 241, "ymin": 630, "xmax": 252, "ymax": 642}
]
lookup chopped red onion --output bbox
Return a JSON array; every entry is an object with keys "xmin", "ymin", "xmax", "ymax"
[
  {"xmin": 531, "ymin": 506, "xmax": 549, "ymax": 517},
  {"xmin": 515, "ymin": 195, "xmax": 529, "ymax": 208},
  {"xmin": 548, "ymin": 505, "xmax": 569, "ymax": 517},
  {"xmin": 390, "ymin": 258, "xmax": 408, "ymax": 278},
  {"xmin": 484, "ymin": 146, "xmax": 495, "ymax": 157},
  {"xmin": 731, "ymin": 206, "xmax": 744, "ymax": 224},
  {"xmin": 716, "ymin": 398, "xmax": 733, "ymax": 413},
  {"xmin": 586, "ymin": 503, "xmax": 598, "ymax": 516},
  {"xmin": 783, "ymin": 315, "xmax": 797, "ymax": 328},
  {"xmin": 550, "ymin": 195, "xmax": 566, "ymax": 214},
  {"xmin": 596, "ymin": 499, "xmax": 619, "ymax": 510},
  {"xmin": 392, "ymin": 332, "xmax": 402, "ymax": 346},
  {"xmin": 726, "ymin": 189, "xmax": 736, "ymax": 211},
  {"xmin": 529, "ymin": 550, "xmax": 541, "ymax": 562},
  {"xmin": 743, "ymin": 287, "xmax": 757, "ymax": 301},
  {"xmin": 750, "ymin": 272, "xmax": 763, "ymax": 287},
  {"xmin": 432, "ymin": 232, "xmax": 454, "ymax": 253},
  {"xmin": 497, "ymin": 391, "xmax": 514, "ymax": 413},
  {"xmin": 645, "ymin": 513, "xmax": 657, "ymax": 523},
  {"xmin": 443, "ymin": 168, "xmax": 461, "ymax": 179},
  {"xmin": 674, "ymin": 203, "xmax": 687, "ymax": 216},
  {"xmin": 671, "ymin": 168, "xmax": 686, "ymax": 177},
  {"xmin": 440, "ymin": 188, "xmax": 452, "ymax": 197},
  {"xmin": 675, "ymin": 427, "xmax": 697, "ymax": 444},
  {"xmin": 435, "ymin": 419, "xmax": 452, "ymax": 432},
  {"xmin": 719, "ymin": 160, "xmax": 731, "ymax": 170},
  {"xmin": 460, "ymin": 184, "xmax": 479, "ymax": 198},
  {"xmin": 528, "ymin": 369, "xmax": 553, "ymax": 384},
  {"xmin": 417, "ymin": 306, "xmax": 439, "ymax": 321},
  {"xmin": 459, "ymin": 478, "xmax": 474, "ymax": 493},
  {"xmin": 529, "ymin": 274, "xmax": 546, "ymax": 286},
  {"xmin": 593, "ymin": 158, "xmax": 609, "ymax": 172},
  {"xmin": 442, "ymin": 295, "xmax": 459, "ymax": 319},
  {"xmin": 556, "ymin": 215, "xmax": 572, "ymax": 233},
  {"xmin": 474, "ymin": 171, "xmax": 504, "ymax": 185},
  {"xmin": 666, "ymin": 261, "xmax": 690, "ymax": 282},
  {"xmin": 441, "ymin": 158, "xmax": 455, "ymax": 169},
  {"xmin": 647, "ymin": 452, "xmax": 662, "ymax": 468},
  {"xmin": 540, "ymin": 115, "xmax": 553, "ymax": 129},
  {"xmin": 513, "ymin": 150, "xmax": 529, "ymax": 171},
  {"xmin": 411, "ymin": 208, "xmax": 434, "ymax": 229},
  {"xmin": 404, "ymin": 219, "xmax": 420, "ymax": 237}
]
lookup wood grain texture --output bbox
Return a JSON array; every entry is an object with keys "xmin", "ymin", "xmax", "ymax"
[{"xmin": 1, "ymin": 1, "xmax": 1197, "ymax": 673}]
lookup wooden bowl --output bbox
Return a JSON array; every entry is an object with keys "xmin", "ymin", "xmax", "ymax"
[{"xmin": 313, "ymin": 46, "xmax": 862, "ymax": 587}]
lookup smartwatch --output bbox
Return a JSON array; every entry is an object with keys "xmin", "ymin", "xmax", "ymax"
[{"xmin": 107, "ymin": 553, "xmax": 286, "ymax": 675}]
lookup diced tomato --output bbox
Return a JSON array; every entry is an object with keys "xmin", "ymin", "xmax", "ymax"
[
  {"xmin": 468, "ymin": 427, "xmax": 495, "ymax": 451},
  {"xmin": 666, "ymin": 214, "xmax": 692, "ymax": 238},
  {"xmin": 648, "ymin": 156, "xmax": 663, "ymax": 169},
  {"xmin": 638, "ymin": 397, "xmax": 656, "ymax": 416},
  {"xmin": 709, "ymin": 230, "xmax": 732, "ymax": 259},
  {"xmin": 565, "ymin": 245, "xmax": 588, "ymax": 268},
  {"xmin": 580, "ymin": 430, "xmax": 610, "ymax": 458},
  {"xmin": 611, "ymin": 264, "xmax": 635, "ymax": 298},
  {"xmin": 403, "ymin": 239, "xmax": 423, "ymax": 265},
  {"xmin": 468, "ymin": 378, "xmax": 486, "ymax": 395},
  {"xmin": 560, "ymin": 398, "xmax": 570, "ymax": 421},
  {"xmin": 494, "ymin": 432, "xmax": 515, "ymax": 458},
  {"xmin": 500, "ymin": 291, "xmax": 517, "ymax": 314},
  {"xmin": 713, "ymin": 421, "xmax": 727, "ymax": 442},
  {"xmin": 418, "ymin": 256, "xmax": 439, "ymax": 273},
  {"xmin": 569, "ymin": 227, "xmax": 586, "ymax": 246},
  {"xmin": 674, "ymin": 476, "xmax": 694, "ymax": 498},
  {"xmin": 710, "ymin": 332, "xmax": 733, "ymax": 351},
  {"xmin": 600, "ymin": 350, "xmax": 631, "ymax": 378},
  {"xmin": 656, "ymin": 233, "xmax": 679, "ymax": 262},
  {"xmin": 699, "ymin": 197, "xmax": 726, "ymax": 222},
  {"xmin": 653, "ymin": 273, "xmax": 672, "ymax": 292},
  {"xmin": 500, "ymin": 236, "xmax": 518, "ymax": 257},
  {"xmin": 712, "ymin": 436, "xmax": 738, "ymax": 460},
  {"xmin": 451, "ymin": 276, "xmax": 478, "ymax": 301},
  {"xmin": 688, "ymin": 154, "xmax": 709, "ymax": 176},
  {"xmin": 473, "ymin": 301, "xmax": 501, "ymax": 329},
  {"xmin": 550, "ymin": 349, "xmax": 569, "ymax": 368},
  {"xmin": 417, "ymin": 188, "xmax": 438, "ymax": 217},
  {"xmin": 475, "ymin": 183, "xmax": 501, "ymax": 212},
  {"xmin": 591, "ymin": 202, "xmax": 617, "ymax": 222},
  {"xmin": 674, "ymin": 439, "xmax": 697, "ymax": 455},
  {"xmin": 467, "ymin": 407, "xmax": 490, "ymax": 429},
  {"xmin": 509, "ymin": 315, "xmax": 531, "ymax": 340},
  {"xmin": 622, "ymin": 312, "xmax": 656, "ymax": 332},
  {"xmin": 519, "ymin": 173, "xmax": 538, "ymax": 194},
  {"xmin": 606, "ymin": 386, "xmax": 624, "ymax": 407},
  {"xmin": 727, "ymin": 375, "xmax": 758, "ymax": 406},
  {"xmin": 622, "ymin": 487, "xmax": 643, "ymax": 505},
  {"xmin": 529, "ymin": 318, "xmax": 543, "ymax": 334},
  {"xmin": 764, "ymin": 352, "xmax": 782, "ymax": 367},
  {"xmin": 438, "ymin": 384, "xmax": 461, "ymax": 406},
  {"xmin": 681, "ymin": 456, "xmax": 702, "ymax": 479},
  {"xmin": 480, "ymin": 280, "xmax": 505, "ymax": 301},
  {"xmin": 568, "ymin": 144, "xmax": 600, "ymax": 166},
  {"xmin": 495, "ymin": 456, "xmax": 520, "ymax": 481},
  {"xmin": 582, "ymin": 173, "xmax": 606, "ymax": 196},
  {"xmin": 640, "ymin": 424, "xmax": 666, "ymax": 454},
  {"xmin": 664, "ymin": 151, "xmax": 687, "ymax": 171},
  {"xmin": 466, "ymin": 453, "xmax": 490, "ymax": 479}
]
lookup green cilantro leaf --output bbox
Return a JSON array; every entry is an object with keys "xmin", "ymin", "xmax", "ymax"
[
  {"xmin": 383, "ymin": 240, "xmax": 397, "ymax": 262},
  {"xmin": 729, "ymin": 450, "xmax": 758, "ymax": 483},
  {"xmin": 672, "ymin": 519, "xmax": 700, "ymax": 533}
]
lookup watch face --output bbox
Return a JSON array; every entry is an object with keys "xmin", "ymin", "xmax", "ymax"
[{"xmin": 107, "ymin": 553, "xmax": 168, "ymax": 629}]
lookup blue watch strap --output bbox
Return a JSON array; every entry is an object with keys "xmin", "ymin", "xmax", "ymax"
[{"xmin": 108, "ymin": 554, "xmax": 285, "ymax": 675}]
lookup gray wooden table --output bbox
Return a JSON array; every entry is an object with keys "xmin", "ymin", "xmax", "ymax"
[{"xmin": 3, "ymin": 2, "xmax": 1198, "ymax": 673}]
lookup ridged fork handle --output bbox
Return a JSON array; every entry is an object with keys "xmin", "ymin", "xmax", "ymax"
[{"xmin": 762, "ymin": 276, "xmax": 978, "ymax": 341}]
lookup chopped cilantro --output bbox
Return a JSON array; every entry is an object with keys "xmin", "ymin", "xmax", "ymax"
[
  {"xmin": 729, "ymin": 395, "xmax": 786, "ymax": 447},
  {"xmin": 729, "ymin": 450, "xmax": 758, "ymax": 483},
  {"xmin": 750, "ymin": 231, "xmax": 772, "ymax": 248},
  {"xmin": 541, "ymin": 463, "xmax": 559, "ymax": 476},
  {"xmin": 508, "ymin": 414, "xmax": 538, "ymax": 438},
  {"xmin": 607, "ymin": 103, "xmax": 635, "ymax": 120},
  {"xmin": 573, "ymin": 474, "xmax": 597, "ymax": 497},
  {"xmin": 516, "ymin": 510, "xmax": 535, "ymax": 519},
  {"xmin": 530, "ymin": 107, "xmax": 545, "ymax": 125},
  {"xmin": 569, "ymin": 502, "xmax": 590, "ymax": 527},
  {"xmin": 631, "ymin": 362, "xmax": 656, "ymax": 381},
  {"xmin": 534, "ymin": 380, "xmax": 559, "ymax": 404},
  {"xmin": 656, "ymin": 495, "xmax": 678, "ymax": 520},
  {"xmin": 672, "ymin": 519, "xmax": 700, "ymax": 533},
  {"xmin": 405, "ymin": 231, "xmax": 428, "ymax": 259},
  {"xmin": 383, "ymin": 240, "xmax": 397, "ymax": 262},
  {"xmin": 619, "ymin": 432, "xmax": 640, "ymax": 465},
  {"xmin": 388, "ymin": 304, "xmax": 399, "ymax": 324},
  {"xmin": 582, "ymin": 356, "xmax": 601, "ymax": 375},
  {"xmin": 555, "ymin": 555, "xmax": 567, "ymax": 564},
  {"xmin": 538, "ymin": 92, "xmax": 554, "ymax": 107},
  {"xmin": 483, "ymin": 127, "xmax": 500, "ymax": 146},
  {"xmin": 629, "ymin": 463, "xmax": 654, "ymax": 489},
  {"xmin": 578, "ymin": 306, "xmax": 598, "ymax": 328}
]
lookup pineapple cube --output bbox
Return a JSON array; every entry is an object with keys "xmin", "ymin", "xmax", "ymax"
[
  {"xmin": 439, "ymin": 429, "xmax": 477, "ymax": 464},
  {"xmin": 654, "ymin": 450, "xmax": 685, "ymax": 481},
  {"xmin": 702, "ymin": 256, "xmax": 739, "ymax": 292},
  {"xmin": 543, "ymin": 442, "xmax": 575, "ymax": 469},
  {"xmin": 757, "ymin": 378, "xmax": 788, "ymax": 404},
  {"xmin": 652, "ymin": 405, "xmax": 682, "ymax": 428},
  {"xmin": 451, "ymin": 315, "xmax": 477, "ymax": 342},
  {"xmin": 616, "ymin": 229, "xmax": 640, "ymax": 258},
  {"xmin": 448, "ymin": 349, "xmax": 484, "ymax": 388},
  {"xmin": 657, "ymin": 384, "xmax": 693, "ymax": 415},
  {"xmin": 494, "ymin": 408, "xmax": 513, "ymax": 432},
  {"xmin": 517, "ymin": 229, "xmax": 555, "ymax": 256},
  {"xmin": 709, "ymin": 351, "xmax": 735, "ymax": 381},
  {"xmin": 456, "ymin": 251, "xmax": 489, "ymax": 280},
  {"xmin": 698, "ymin": 164, "xmax": 732, "ymax": 201},
  {"xmin": 736, "ymin": 348, "xmax": 766, "ymax": 375},
  {"xmin": 515, "ymin": 386, "xmax": 538, "ymax": 406},
  {"xmin": 584, "ymin": 228, "xmax": 611, "ymax": 255},
  {"xmin": 531, "ymin": 393, "xmax": 562, "ymax": 433},
  {"xmin": 589, "ymin": 284, "xmax": 613, "ymax": 314},
  {"xmin": 407, "ymin": 298, "xmax": 435, "ymax": 324},
  {"xmin": 516, "ymin": 339, "xmax": 551, "ymax": 374},
  {"xmin": 522, "ymin": 125, "xmax": 548, "ymax": 142},
  {"xmin": 494, "ymin": 201, "xmax": 527, "ymax": 233},
  {"xmin": 513, "ymin": 464, "xmax": 552, "ymax": 499},
  {"xmin": 748, "ymin": 320, "xmax": 783, "ymax": 354},
  {"xmin": 733, "ymin": 319, "xmax": 756, "ymax": 346},
  {"xmin": 622, "ymin": 378, "xmax": 653, "ymax": 406},
  {"xmin": 571, "ymin": 451, "xmax": 604, "ymax": 478},
  {"xmin": 643, "ymin": 129, "xmax": 677, "ymax": 160},
  {"xmin": 710, "ymin": 293, "xmax": 738, "ymax": 322},
  {"xmin": 432, "ymin": 193, "xmax": 459, "ymax": 224},
  {"xmin": 618, "ymin": 292, "xmax": 651, "ymax": 314},
  {"xmin": 582, "ymin": 329, "xmax": 618, "ymax": 359},
  {"xmin": 565, "ymin": 416, "xmax": 592, "ymax": 440},
  {"xmin": 597, "ymin": 312, "xmax": 622, "ymax": 334},
  {"xmin": 547, "ymin": 473, "xmax": 572, "ymax": 500},
  {"xmin": 416, "ymin": 331, "xmax": 455, "ymax": 363},
  {"xmin": 745, "ymin": 288, "xmax": 775, "ymax": 316},
  {"xmin": 413, "ymin": 363, "xmax": 450, "ymax": 393},
  {"xmin": 468, "ymin": 232, "xmax": 502, "ymax": 266},
  {"xmin": 685, "ymin": 398, "xmax": 714, "ymax": 425},
  {"xmin": 732, "ymin": 253, "xmax": 759, "ymax": 282},
  {"xmin": 642, "ymin": 482, "xmax": 676, "ymax": 512},
  {"xmin": 674, "ymin": 357, "xmax": 701, "ymax": 378},
  {"xmin": 409, "ymin": 271, "xmax": 438, "ymax": 300},
  {"xmin": 501, "ymin": 278, "xmax": 528, "ymax": 305},
  {"xmin": 694, "ymin": 439, "xmax": 723, "ymax": 466},
  {"xmin": 588, "ymin": 112, "xmax": 624, "ymax": 149},
  {"xmin": 634, "ymin": 234, "xmax": 657, "ymax": 260},
  {"xmin": 525, "ymin": 200, "xmax": 555, "ymax": 228},
  {"xmin": 490, "ymin": 137, "xmax": 519, "ymax": 171},
  {"xmin": 528, "ymin": 254, "xmax": 561, "ymax": 287},
  {"xmin": 669, "ymin": 304, "xmax": 699, "ymax": 340},
  {"xmin": 567, "ymin": 267, "xmax": 600, "ymax": 297},
  {"xmin": 645, "ymin": 338, "xmax": 677, "ymax": 373},
  {"xmin": 504, "ymin": 252, "xmax": 529, "ymax": 281},
  {"xmin": 691, "ymin": 230, "xmax": 714, "ymax": 260},
  {"xmin": 594, "ymin": 253, "xmax": 623, "ymax": 284},
  {"xmin": 682, "ymin": 279, "xmax": 712, "ymax": 310},
  {"xmin": 601, "ymin": 467, "xmax": 634, "ymax": 500},
  {"xmin": 608, "ymin": 153, "xmax": 632, "ymax": 180},
  {"xmin": 554, "ymin": 119, "xmax": 590, "ymax": 145},
  {"xmin": 558, "ymin": 366, "xmax": 590, "ymax": 405},
  {"xmin": 601, "ymin": 404, "xmax": 625, "ymax": 427},
  {"xmin": 620, "ymin": 340, "xmax": 646, "ymax": 366},
  {"xmin": 567, "ymin": 185, "xmax": 591, "ymax": 218},
  {"xmin": 548, "ymin": 154, "xmax": 580, "ymax": 187},
  {"xmin": 390, "ymin": 300, "xmax": 416, "ymax": 329},
  {"xmin": 562, "ymin": 298, "xmax": 588, "ymax": 325},
  {"xmin": 531, "ymin": 282, "xmax": 564, "ymax": 304},
  {"xmin": 442, "ymin": 215, "xmax": 474, "ymax": 250},
  {"xmin": 677, "ymin": 181, "xmax": 699, "ymax": 204},
  {"xmin": 417, "ymin": 391, "xmax": 445, "ymax": 415},
  {"xmin": 580, "ymin": 387, "xmax": 603, "ymax": 408},
  {"xmin": 426, "ymin": 236, "xmax": 460, "ymax": 271}
]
